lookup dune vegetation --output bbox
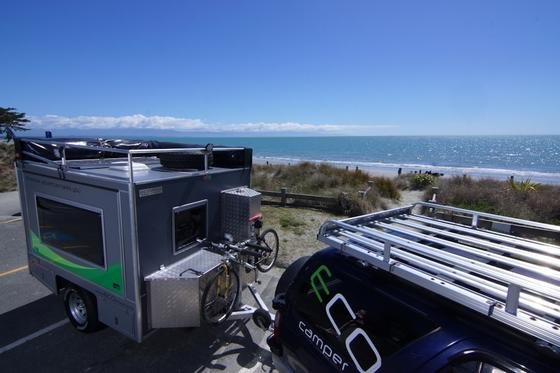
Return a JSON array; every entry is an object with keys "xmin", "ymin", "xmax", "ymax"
[
  {"xmin": 253, "ymin": 162, "xmax": 560, "ymax": 225},
  {"xmin": 2, "ymin": 145, "xmax": 559, "ymax": 225},
  {"xmin": 426, "ymin": 175, "xmax": 560, "ymax": 225},
  {"xmin": 251, "ymin": 162, "xmax": 402, "ymax": 215}
]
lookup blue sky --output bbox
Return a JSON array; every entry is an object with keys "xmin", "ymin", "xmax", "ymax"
[{"xmin": 1, "ymin": 0, "xmax": 559, "ymax": 136}]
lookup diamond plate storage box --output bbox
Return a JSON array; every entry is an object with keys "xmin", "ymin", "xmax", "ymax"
[
  {"xmin": 221, "ymin": 187, "xmax": 261, "ymax": 242},
  {"xmin": 145, "ymin": 249, "xmax": 223, "ymax": 328}
]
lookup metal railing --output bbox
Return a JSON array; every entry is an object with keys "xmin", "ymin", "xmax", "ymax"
[{"xmin": 18, "ymin": 138, "xmax": 244, "ymax": 183}]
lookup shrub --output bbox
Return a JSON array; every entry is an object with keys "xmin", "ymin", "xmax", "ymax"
[
  {"xmin": 252, "ymin": 162, "xmax": 399, "ymax": 199},
  {"xmin": 410, "ymin": 174, "xmax": 435, "ymax": 190},
  {"xmin": 393, "ymin": 175, "xmax": 411, "ymax": 190},
  {"xmin": 345, "ymin": 197, "xmax": 372, "ymax": 216},
  {"xmin": 373, "ymin": 177, "xmax": 401, "ymax": 200},
  {"xmin": 428, "ymin": 176, "xmax": 560, "ymax": 225},
  {"xmin": 509, "ymin": 178, "xmax": 540, "ymax": 193}
]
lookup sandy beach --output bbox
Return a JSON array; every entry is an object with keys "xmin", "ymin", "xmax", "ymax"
[{"xmin": 254, "ymin": 156, "xmax": 560, "ymax": 184}]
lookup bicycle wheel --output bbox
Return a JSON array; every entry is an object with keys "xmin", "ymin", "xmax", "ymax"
[
  {"xmin": 256, "ymin": 228, "xmax": 279, "ymax": 272},
  {"xmin": 201, "ymin": 264, "xmax": 240, "ymax": 325}
]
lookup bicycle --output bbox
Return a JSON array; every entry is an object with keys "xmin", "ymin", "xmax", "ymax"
[
  {"xmin": 249, "ymin": 219, "xmax": 280, "ymax": 273},
  {"xmin": 201, "ymin": 226, "xmax": 279, "ymax": 326}
]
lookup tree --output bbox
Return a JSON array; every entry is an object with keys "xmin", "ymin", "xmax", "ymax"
[{"xmin": 0, "ymin": 107, "xmax": 30, "ymax": 141}]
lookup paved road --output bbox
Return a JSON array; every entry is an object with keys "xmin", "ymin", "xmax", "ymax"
[
  {"xmin": 0, "ymin": 216, "xmax": 281, "ymax": 372},
  {"xmin": 0, "ymin": 218, "xmax": 51, "ymax": 315},
  {"xmin": 0, "ymin": 191, "xmax": 20, "ymax": 218}
]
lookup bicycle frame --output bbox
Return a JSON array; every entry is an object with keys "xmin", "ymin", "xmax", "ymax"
[{"xmin": 204, "ymin": 240, "xmax": 277, "ymax": 325}]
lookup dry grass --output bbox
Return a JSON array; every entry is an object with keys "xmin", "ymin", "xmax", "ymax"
[
  {"xmin": 0, "ymin": 142, "xmax": 16, "ymax": 192},
  {"xmin": 427, "ymin": 176, "xmax": 560, "ymax": 225},
  {"xmin": 252, "ymin": 162, "xmax": 401, "ymax": 215},
  {"xmin": 260, "ymin": 205, "xmax": 340, "ymax": 268}
]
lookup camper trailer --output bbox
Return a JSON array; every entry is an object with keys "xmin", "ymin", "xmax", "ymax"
[{"xmin": 14, "ymin": 137, "xmax": 274, "ymax": 342}]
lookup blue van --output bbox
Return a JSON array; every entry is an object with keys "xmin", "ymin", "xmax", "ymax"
[{"xmin": 267, "ymin": 203, "xmax": 560, "ymax": 372}]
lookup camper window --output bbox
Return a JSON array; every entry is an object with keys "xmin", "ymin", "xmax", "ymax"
[
  {"xmin": 173, "ymin": 200, "xmax": 208, "ymax": 253},
  {"xmin": 36, "ymin": 196, "xmax": 105, "ymax": 267}
]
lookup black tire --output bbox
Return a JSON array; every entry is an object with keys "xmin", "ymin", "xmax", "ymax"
[
  {"xmin": 63, "ymin": 286, "xmax": 102, "ymax": 333},
  {"xmin": 256, "ymin": 229, "xmax": 280, "ymax": 273},
  {"xmin": 275, "ymin": 256, "xmax": 310, "ymax": 297},
  {"xmin": 201, "ymin": 265, "xmax": 240, "ymax": 325}
]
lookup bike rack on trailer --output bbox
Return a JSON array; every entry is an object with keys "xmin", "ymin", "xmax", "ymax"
[
  {"xmin": 318, "ymin": 202, "xmax": 560, "ymax": 348},
  {"xmin": 202, "ymin": 240, "xmax": 277, "ymax": 326},
  {"xmin": 230, "ymin": 282, "xmax": 275, "ymax": 323}
]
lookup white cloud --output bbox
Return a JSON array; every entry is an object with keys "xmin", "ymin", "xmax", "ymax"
[
  {"xmin": 29, "ymin": 114, "xmax": 397, "ymax": 134},
  {"xmin": 31, "ymin": 114, "xmax": 205, "ymax": 131}
]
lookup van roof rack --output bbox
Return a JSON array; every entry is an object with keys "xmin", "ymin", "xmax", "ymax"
[{"xmin": 318, "ymin": 202, "xmax": 560, "ymax": 347}]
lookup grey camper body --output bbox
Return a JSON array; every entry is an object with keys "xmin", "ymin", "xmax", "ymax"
[{"xmin": 14, "ymin": 138, "xmax": 256, "ymax": 341}]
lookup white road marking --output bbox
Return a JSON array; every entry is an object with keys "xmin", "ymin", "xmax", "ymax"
[
  {"xmin": 0, "ymin": 319, "xmax": 69, "ymax": 354},
  {"xmin": 0, "ymin": 265, "xmax": 28, "ymax": 278},
  {"xmin": 0, "ymin": 217, "xmax": 22, "ymax": 224}
]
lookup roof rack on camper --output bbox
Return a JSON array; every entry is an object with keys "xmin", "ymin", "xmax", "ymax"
[
  {"xmin": 15, "ymin": 137, "xmax": 249, "ymax": 182},
  {"xmin": 318, "ymin": 201, "xmax": 560, "ymax": 347}
]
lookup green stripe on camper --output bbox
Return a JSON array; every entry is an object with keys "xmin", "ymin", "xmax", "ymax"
[{"xmin": 30, "ymin": 231, "xmax": 123, "ymax": 295}]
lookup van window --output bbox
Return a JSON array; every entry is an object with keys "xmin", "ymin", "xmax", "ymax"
[
  {"xmin": 444, "ymin": 361, "xmax": 508, "ymax": 373},
  {"xmin": 173, "ymin": 200, "xmax": 207, "ymax": 253},
  {"xmin": 440, "ymin": 351, "xmax": 524, "ymax": 373},
  {"xmin": 36, "ymin": 196, "xmax": 105, "ymax": 267}
]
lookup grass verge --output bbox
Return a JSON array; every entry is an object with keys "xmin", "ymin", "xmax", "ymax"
[{"xmin": 261, "ymin": 205, "xmax": 340, "ymax": 267}]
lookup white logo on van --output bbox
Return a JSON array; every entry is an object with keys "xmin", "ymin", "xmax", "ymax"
[
  {"xmin": 308, "ymin": 264, "xmax": 382, "ymax": 373},
  {"xmin": 299, "ymin": 320, "xmax": 350, "ymax": 370}
]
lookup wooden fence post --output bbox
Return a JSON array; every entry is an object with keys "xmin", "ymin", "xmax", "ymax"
[
  {"xmin": 360, "ymin": 181, "xmax": 374, "ymax": 200},
  {"xmin": 430, "ymin": 186, "xmax": 439, "ymax": 202},
  {"xmin": 339, "ymin": 192, "xmax": 349, "ymax": 213},
  {"xmin": 281, "ymin": 187, "xmax": 288, "ymax": 206}
]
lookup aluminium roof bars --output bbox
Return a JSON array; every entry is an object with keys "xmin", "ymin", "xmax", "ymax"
[{"xmin": 318, "ymin": 202, "xmax": 560, "ymax": 347}]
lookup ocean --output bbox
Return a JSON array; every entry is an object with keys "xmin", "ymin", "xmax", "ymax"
[{"xmin": 164, "ymin": 136, "xmax": 560, "ymax": 184}]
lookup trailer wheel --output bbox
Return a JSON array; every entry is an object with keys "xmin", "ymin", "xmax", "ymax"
[{"xmin": 64, "ymin": 287, "xmax": 102, "ymax": 332}]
